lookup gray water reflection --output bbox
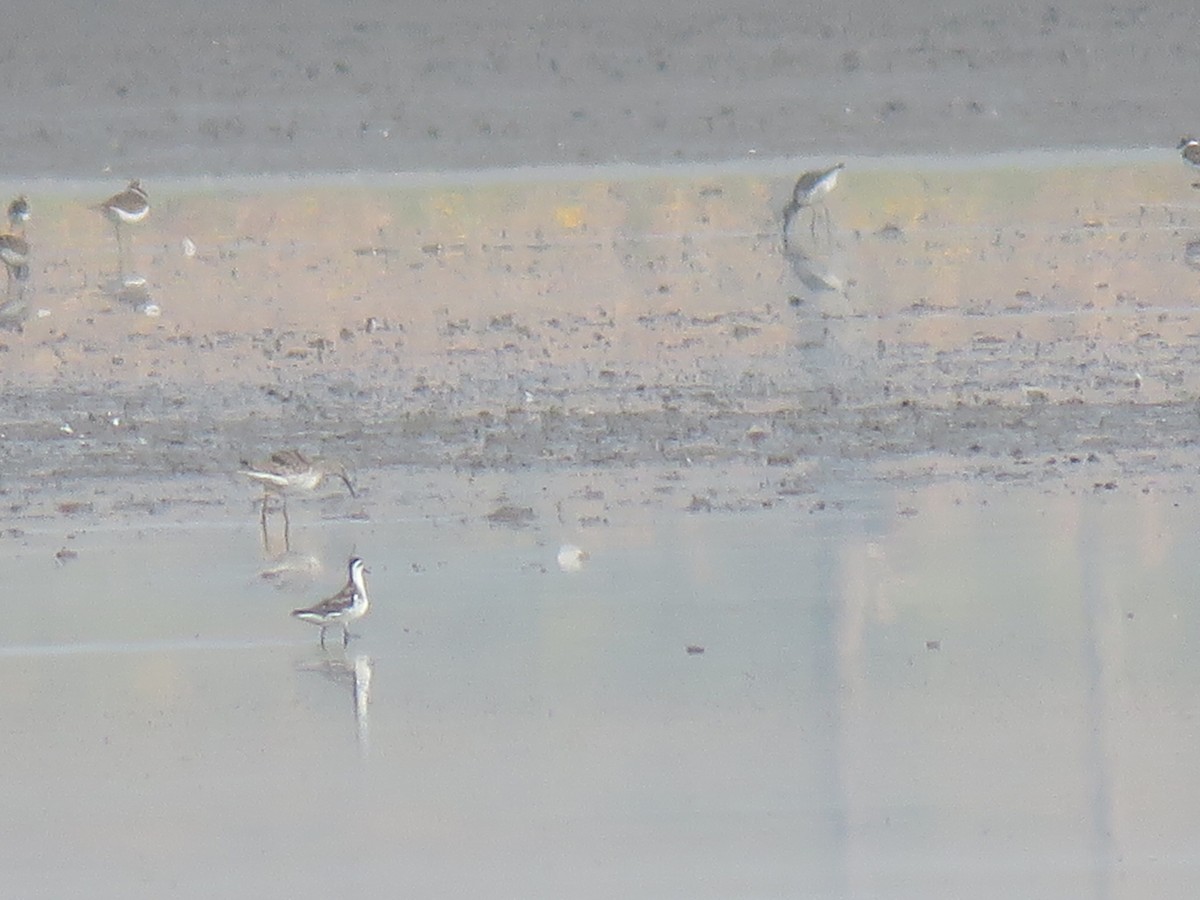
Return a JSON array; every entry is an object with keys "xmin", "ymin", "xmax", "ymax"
[
  {"xmin": 297, "ymin": 651, "xmax": 373, "ymax": 757},
  {"xmin": 0, "ymin": 470, "xmax": 1197, "ymax": 896},
  {"xmin": 100, "ymin": 276, "xmax": 159, "ymax": 317},
  {"xmin": 0, "ymin": 294, "xmax": 29, "ymax": 331}
]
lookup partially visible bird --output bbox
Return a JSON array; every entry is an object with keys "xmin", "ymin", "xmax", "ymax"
[
  {"xmin": 783, "ymin": 163, "xmax": 844, "ymax": 245},
  {"xmin": 1179, "ymin": 137, "xmax": 1200, "ymax": 188},
  {"xmin": 0, "ymin": 195, "xmax": 30, "ymax": 292},
  {"xmin": 292, "ymin": 557, "xmax": 371, "ymax": 648},
  {"xmin": 7, "ymin": 196, "xmax": 29, "ymax": 232}
]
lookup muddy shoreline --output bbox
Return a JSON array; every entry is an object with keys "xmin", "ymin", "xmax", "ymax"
[{"xmin": 2, "ymin": 158, "xmax": 1198, "ymax": 500}]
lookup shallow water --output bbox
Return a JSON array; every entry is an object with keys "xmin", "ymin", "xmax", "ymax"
[{"xmin": 2, "ymin": 463, "xmax": 1199, "ymax": 897}]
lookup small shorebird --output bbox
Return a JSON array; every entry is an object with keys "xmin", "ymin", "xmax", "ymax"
[
  {"xmin": 239, "ymin": 449, "xmax": 356, "ymax": 549},
  {"xmin": 7, "ymin": 196, "xmax": 29, "ymax": 231},
  {"xmin": 96, "ymin": 180, "xmax": 149, "ymax": 274},
  {"xmin": 783, "ymin": 162, "xmax": 844, "ymax": 244},
  {"xmin": 0, "ymin": 196, "xmax": 30, "ymax": 295},
  {"xmin": 1179, "ymin": 137, "xmax": 1200, "ymax": 188},
  {"xmin": 292, "ymin": 557, "xmax": 371, "ymax": 648}
]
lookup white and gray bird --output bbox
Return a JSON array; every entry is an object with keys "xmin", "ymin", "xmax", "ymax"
[
  {"xmin": 783, "ymin": 163, "xmax": 844, "ymax": 245},
  {"xmin": 292, "ymin": 557, "xmax": 371, "ymax": 648},
  {"xmin": 1179, "ymin": 137, "xmax": 1200, "ymax": 188}
]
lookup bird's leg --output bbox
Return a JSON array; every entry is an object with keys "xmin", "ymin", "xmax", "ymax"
[
  {"xmin": 781, "ymin": 202, "xmax": 798, "ymax": 252},
  {"xmin": 282, "ymin": 499, "xmax": 291, "ymax": 552},
  {"xmin": 342, "ymin": 625, "xmax": 350, "ymax": 647},
  {"xmin": 113, "ymin": 222, "xmax": 125, "ymax": 278},
  {"xmin": 259, "ymin": 493, "xmax": 270, "ymax": 550},
  {"xmin": 319, "ymin": 626, "xmax": 327, "ymax": 649},
  {"xmin": 808, "ymin": 207, "xmax": 818, "ymax": 239}
]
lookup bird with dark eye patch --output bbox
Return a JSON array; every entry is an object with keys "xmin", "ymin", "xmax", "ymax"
[{"xmin": 292, "ymin": 557, "xmax": 371, "ymax": 648}]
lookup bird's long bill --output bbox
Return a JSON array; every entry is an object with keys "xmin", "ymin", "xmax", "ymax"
[{"xmin": 339, "ymin": 474, "xmax": 357, "ymax": 498}]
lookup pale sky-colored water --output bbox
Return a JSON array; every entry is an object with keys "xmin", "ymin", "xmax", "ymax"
[{"xmin": 1, "ymin": 464, "xmax": 1197, "ymax": 898}]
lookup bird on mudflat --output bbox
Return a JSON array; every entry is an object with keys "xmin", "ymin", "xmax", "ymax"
[{"xmin": 783, "ymin": 162, "xmax": 844, "ymax": 245}]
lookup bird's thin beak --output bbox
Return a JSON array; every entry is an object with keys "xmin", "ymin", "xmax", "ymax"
[{"xmin": 341, "ymin": 474, "xmax": 357, "ymax": 498}]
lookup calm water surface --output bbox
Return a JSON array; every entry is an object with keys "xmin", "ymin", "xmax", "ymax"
[{"xmin": 0, "ymin": 466, "xmax": 1196, "ymax": 898}]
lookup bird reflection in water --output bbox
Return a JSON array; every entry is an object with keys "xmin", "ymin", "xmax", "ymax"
[
  {"xmin": 784, "ymin": 247, "xmax": 844, "ymax": 295},
  {"xmin": 0, "ymin": 294, "xmax": 29, "ymax": 332},
  {"xmin": 297, "ymin": 652, "xmax": 374, "ymax": 757},
  {"xmin": 257, "ymin": 552, "xmax": 324, "ymax": 591},
  {"xmin": 102, "ymin": 276, "xmax": 160, "ymax": 317},
  {"xmin": 781, "ymin": 165, "xmax": 849, "ymax": 306}
]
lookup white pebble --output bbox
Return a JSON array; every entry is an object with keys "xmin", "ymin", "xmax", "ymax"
[{"xmin": 557, "ymin": 544, "xmax": 589, "ymax": 573}]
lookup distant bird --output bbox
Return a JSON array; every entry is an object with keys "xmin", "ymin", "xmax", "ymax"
[
  {"xmin": 95, "ymin": 180, "xmax": 149, "ymax": 274},
  {"xmin": 239, "ymin": 449, "xmax": 356, "ymax": 550},
  {"xmin": 292, "ymin": 557, "xmax": 371, "ymax": 648},
  {"xmin": 98, "ymin": 179, "xmax": 150, "ymax": 226},
  {"xmin": 1179, "ymin": 137, "xmax": 1200, "ymax": 188},
  {"xmin": 0, "ymin": 195, "xmax": 30, "ymax": 294},
  {"xmin": 7, "ymin": 196, "xmax": 29, "ymax": 231},
  {"xmin": 783, "ymin": 163, "xmax": 844, "ymax": 245}
]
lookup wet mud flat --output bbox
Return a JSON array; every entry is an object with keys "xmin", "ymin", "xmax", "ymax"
[{"xmin": 2, "ymin": 153, "xmax": 1200, "ymax": 503}]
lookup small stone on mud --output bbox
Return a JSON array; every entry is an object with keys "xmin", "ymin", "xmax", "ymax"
[
  {"xmin": 485, "ymin": 504, "xmax": 536, "ymax": 527},
  {"xmin": 745, "ymin": 426, "xmax": 769, "ymax": 445},
  {"xmin": 1185, "ymin": 241, "xmax": 1200, "ymax": 271},
  {"xmin": 685, "ymin": 645, "xmax": 705, "ymax": 655}
]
